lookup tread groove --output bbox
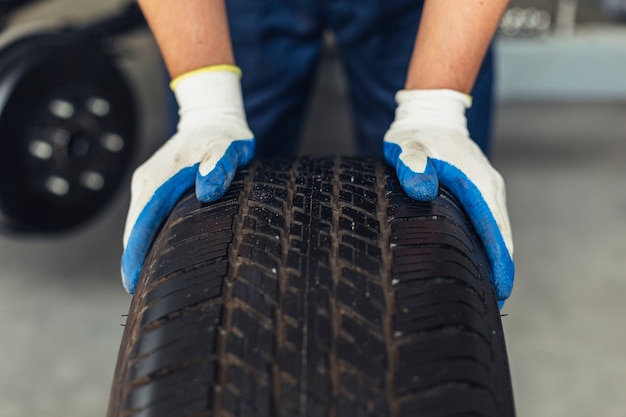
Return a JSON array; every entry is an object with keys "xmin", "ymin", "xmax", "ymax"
[
  {"xmin": 272, "ymin": 158, "xmax": 298, "ymax": 416},
  {"xmin": 215, "ymin": 164, "xmax": 258, "ymax": 416},
  {"xmin": 376, "ymin": 161, "xmax": 398, "ymax": 417},
  {"xmin": 329, "ymin": 156, "xmax": 342, "ymax": 417}
]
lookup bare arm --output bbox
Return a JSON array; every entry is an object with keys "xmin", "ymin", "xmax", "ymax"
[
  {"xmin": 137, "ymin": 0, "xmax": 235, "ymax": 78},
  {"xmin": 405, "ymin": 0, "xmax": 508, "ymax": 93}
]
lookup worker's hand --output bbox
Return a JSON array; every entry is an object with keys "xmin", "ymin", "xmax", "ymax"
[
  {"xmin": 383, "ymin": 89, "xmax": 514, "ymax": 306},
  {"xmin": 121, "ymin": 66, "xmax": 254, "ymax": 293}
]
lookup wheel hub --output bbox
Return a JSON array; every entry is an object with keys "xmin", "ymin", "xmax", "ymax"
[{"xmin": 0, "ymin": 31, "xmax": 137, "ymax": 232}]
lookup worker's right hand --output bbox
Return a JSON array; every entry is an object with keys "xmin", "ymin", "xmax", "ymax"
[{"xmin": 121, "ymin": 66, "xmax": 255, "ymax": 294}]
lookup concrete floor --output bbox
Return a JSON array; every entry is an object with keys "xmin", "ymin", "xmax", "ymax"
[
  {"xmin": 496, "ymin": 101, "xmax": 626, "ymax": 417},
  {"xmin": 2, "ymin": 2, "xmax": 626, "ymax": 417}
]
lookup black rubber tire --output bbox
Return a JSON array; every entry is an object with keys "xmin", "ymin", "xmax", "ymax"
[
  {"xmin": 0, "ymin": 31, "xmax": 137, "ymax": 233},
  {"xmin": 108, "ymin": 156, "xmax": 515, "ymax": 417}
]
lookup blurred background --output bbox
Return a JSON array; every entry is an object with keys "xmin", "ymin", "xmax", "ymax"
[{"xmin": 1, "ymin": 0, "xmax": 626, "ymax": 416}]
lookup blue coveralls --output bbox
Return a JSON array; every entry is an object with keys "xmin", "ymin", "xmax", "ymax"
[{"xmin": 171, "ymin": 0, "xmax": 495, "ymax": 158}]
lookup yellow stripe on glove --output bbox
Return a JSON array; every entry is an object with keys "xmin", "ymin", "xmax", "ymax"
[{"xmin": 170, "ymin": 64, "xmax": 242, "ymax": 91}]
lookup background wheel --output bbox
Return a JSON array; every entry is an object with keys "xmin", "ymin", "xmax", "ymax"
[
  {"xmin": 0, "ymin": 29, "xmax": 137, "ymax": 233},
  {"xmin": 108, "ymin": 156, "xmax": 515, "ymax": 417}
]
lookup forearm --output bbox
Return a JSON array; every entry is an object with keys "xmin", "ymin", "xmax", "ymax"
[
  {"xmin": 137, "ymin": 0, "xmax": 235, "ymax": 79},
  {"xmin": 405, "ymin": 0, "xmax": 508, "ymax": 93}
]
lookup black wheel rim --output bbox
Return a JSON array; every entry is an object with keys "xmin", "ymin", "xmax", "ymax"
[{"xmin": 0, "ymin": 32, "xmax": 137, "ymax": 232}]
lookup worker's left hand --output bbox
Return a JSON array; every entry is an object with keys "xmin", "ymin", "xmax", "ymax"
[{"xmin": 383, "ymin": 89, "xmax": 514, "ymax": 306}]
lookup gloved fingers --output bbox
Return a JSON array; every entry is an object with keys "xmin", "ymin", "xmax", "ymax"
[
  {"xmin": 384, "ymin": 142, "xmax": 439, "ymax": 201},
  {"xmin": 121, "ymin": 166, "xmax": 196, "ymax": 293},
  {"xmin": 430, "ymin": 159, "xmax": 515, "ymax": 304},
  {"xmin": 196, "ymin": 139, "xmax": 255, "ymax": 202}
]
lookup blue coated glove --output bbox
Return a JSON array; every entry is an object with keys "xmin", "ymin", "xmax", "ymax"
[
  {"xmin": 383, "ymin": 89, "xmax": 514, "ymax": 306},
  {"xmin": 121, "ymin": 66, "xmax": 255, "ymax": 293}
]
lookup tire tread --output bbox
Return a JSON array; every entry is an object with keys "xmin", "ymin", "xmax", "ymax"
[{"xmin": 107, "ymin": 157, "xmax": 514, "ymax": 417}]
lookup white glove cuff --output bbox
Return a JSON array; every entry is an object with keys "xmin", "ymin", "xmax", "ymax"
[
  {"xmin": 173, "ymin": 69, "xmax": 247, "ymax": 130},
  {"xmin": 393, "ymin": 89, "xmax": 472, "ymax": 134}
]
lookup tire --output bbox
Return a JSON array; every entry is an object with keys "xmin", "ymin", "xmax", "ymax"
[
  {"xmin": 108, "ymin": 156, "xmax": 515, "ymax": 417},
  {"xmin": 0, "ymin": 29, "xmax": 137, "ymax": 233}
]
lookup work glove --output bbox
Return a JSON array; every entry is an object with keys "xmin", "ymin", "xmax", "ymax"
[
  {"xmin": 121, "ymin": 65, "xmax": 255, "ymax": 293},
  {"xmin": 383, "ymin": 89, "xmax": 514, "ymax": 306}
]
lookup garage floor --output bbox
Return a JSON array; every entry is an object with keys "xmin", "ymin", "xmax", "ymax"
[{"xmin": 1, "ymin": 2, "xmax": 626, "ymax": 417}]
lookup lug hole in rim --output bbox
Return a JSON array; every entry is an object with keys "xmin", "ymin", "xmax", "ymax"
[
  {"xmin": 44, "ymin": 176, "xmax": 70, "ymax": 196},
  {"xmin": 28, "ymin": 140, "xmax": 53, "ymax": 160},
  {"xmin": 80, "ymin": 171, "xmax": 105, "ymax": 191},
  {"xmin": 101, "ymin": 133, "xmax": 124, "ymax": 153},
  {"xmin": 48, "ymin": 99, "xmax": 75, "ymax": 119},
  {"xmin": 85, "ymin": 96, "xmax": 110, "ymax": 117}
]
